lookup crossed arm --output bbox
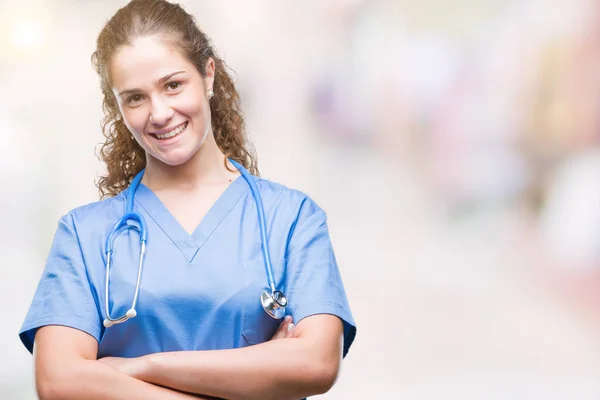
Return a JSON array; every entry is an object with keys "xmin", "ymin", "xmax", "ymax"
[{"xmin": 34, "ymin": 314, "xmax": 344, "ymax": 400}]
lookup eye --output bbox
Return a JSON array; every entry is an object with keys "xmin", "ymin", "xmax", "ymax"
[
  {"xmin": 166, "ymin": 81, "xmax": 182, "ymax": 91},
  {"xmin": 126, "ymin": 93, "xmax": 144, "ymax": 105}
]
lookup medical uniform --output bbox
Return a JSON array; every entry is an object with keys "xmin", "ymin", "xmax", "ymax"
[{"xmin": 19, "ymin": 174, "xmax": 356, "ymax": 365}]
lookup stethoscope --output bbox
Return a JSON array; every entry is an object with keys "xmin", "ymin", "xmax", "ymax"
[{"xmin": 102, "ymin": 159, "xmax": 288, "ymax": 328}]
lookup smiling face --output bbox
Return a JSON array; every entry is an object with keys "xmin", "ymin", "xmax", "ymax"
[{"xmin": 110, "ymin": 35, "xmax": 215, "ymax": 167}]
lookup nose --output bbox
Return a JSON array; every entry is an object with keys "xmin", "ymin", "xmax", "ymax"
[{"xmin": 149, "ymin": 97, "xmax": 174, "ymax": 126}]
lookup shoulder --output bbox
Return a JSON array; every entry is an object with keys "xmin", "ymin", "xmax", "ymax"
[
  {"xmin": 254, "ymin": 176, "xmax": 326, "ymax": 220},
  {"xmin": 59, "ymin": 192, "xmax": 127, "ymax": 230}
]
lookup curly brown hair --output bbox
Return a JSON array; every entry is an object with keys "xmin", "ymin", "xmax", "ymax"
[{"xmin": 91, "ymin": 0, "xmax": 258, "ymax": 199}]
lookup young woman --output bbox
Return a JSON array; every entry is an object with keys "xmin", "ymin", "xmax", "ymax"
[{"xmin": 19, "ymin": 1, "xmax": 356, "ymax": 399}]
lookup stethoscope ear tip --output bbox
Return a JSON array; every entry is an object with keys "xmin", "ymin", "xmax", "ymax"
[{"xmin": 103, "ymin": 309, "xmax": 136, "ymax": 329}]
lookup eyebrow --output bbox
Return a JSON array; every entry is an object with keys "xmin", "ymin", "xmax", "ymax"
[{"xmin": 118, "ymin": 71, "xmax": 186, "ymax": 98}]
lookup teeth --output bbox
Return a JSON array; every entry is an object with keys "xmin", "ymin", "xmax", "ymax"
[{"xmin": 155, "ymin": 122, "xmax": 186, "ymax": 140}]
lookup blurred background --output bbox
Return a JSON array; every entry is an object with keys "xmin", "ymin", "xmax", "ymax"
[{"xmin": 2, "ymin": 0, "xmax": 600, "ymax": 398}]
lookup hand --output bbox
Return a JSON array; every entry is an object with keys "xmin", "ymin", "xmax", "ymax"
[
  {"xmin": 98, "ymin": 356, "xmax": 146, "ymax": 379},
  {"xmin": 270, "ymin": 315, "xmax": 295, "ymax": 340}
]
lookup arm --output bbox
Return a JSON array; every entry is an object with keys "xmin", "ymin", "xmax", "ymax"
[
  {"xmin": 34, "ymin": 326, "xmax": 219, "ymax": 400},
  {"xmin": 118, "ymin": 314, "xmax": 343, "ymax": 400}
]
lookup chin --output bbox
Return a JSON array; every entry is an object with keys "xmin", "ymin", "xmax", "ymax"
[
  {"xmin": 154, "ymin": 150, "xmax": 196, "ymax": 167},
  {"xmin": 161, "ymin": 156, "xmax": 195, "ymax": 166}
]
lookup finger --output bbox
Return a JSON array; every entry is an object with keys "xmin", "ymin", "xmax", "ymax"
[
  {"xmin": 271, "ymin": 328, "xmax": 285, "ymax": 340},
  {"xmin": 285, "ymin": 321, "xmax": 295, "ymax": 338},
  {"xmin": 271, "ymin": 316, "xmax": 292, "ymax": 340}
]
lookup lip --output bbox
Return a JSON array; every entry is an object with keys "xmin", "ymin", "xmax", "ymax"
[
  {"xmin": 149, "ymin": 121, "xmax": 188, "ymax": 145},
  {"xmin": 149, "ymin": 121, "xmax": 187, "ymax": 136}
]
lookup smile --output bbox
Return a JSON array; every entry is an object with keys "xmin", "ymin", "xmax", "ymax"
[{"xmin": 152, "ymin": 121, "xmax": 188, "ymax": 140}]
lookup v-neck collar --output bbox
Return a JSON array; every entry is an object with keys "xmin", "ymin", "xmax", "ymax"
[{"xmin": 133, "ymin": 175, "xmax": 251, "ymax": 263}]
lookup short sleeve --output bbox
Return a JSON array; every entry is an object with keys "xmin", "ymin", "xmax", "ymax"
[
  {"xmin": 285, "ymin": 197, "xmax": 356, "ymax": 358},
  {"xmin": 19, "ymin": 215, "xmax": 102, "ymax": 354}
]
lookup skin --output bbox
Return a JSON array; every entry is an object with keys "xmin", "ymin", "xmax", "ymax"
[
  {"xmin": 33, "ymin": 35, "xmax": 344, "ymax": 400},
  {"xmin": 35, "ymin": 317, "xmax": 294, "ymax": 400},
  {"xmin": 110, "ymin": 35, "xmax": 234, "ymax": 186},
  {"xmin": 99, "ymin": 316, "xmax": 296, "ymax": 375},
  {"xmin": 110, "ymin": 35, "xmax": 241, "ymax": 235}
]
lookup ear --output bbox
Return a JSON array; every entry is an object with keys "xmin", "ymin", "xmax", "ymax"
[{"xmin": 204, "ymin": 57, "xmax": 215, "ymax": 91}]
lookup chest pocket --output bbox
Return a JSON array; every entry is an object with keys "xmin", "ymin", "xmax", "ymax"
[{"xmin": 242, "ymin": 258, "xmax": 286, "ymax": 345}]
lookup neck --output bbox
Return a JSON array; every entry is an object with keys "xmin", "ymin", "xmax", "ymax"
[{"xmin": 141, "ymin": 135, "xmax": 239, "ymax": 191}]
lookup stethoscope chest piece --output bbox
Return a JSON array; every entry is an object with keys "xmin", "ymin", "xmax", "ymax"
[{"xmin": 261, "ymin": 290, "xmax": 287, "ymax": 319}]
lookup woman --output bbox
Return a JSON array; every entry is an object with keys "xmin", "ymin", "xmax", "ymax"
[{"xmin": 19, "ymin": 1, "xmax": 356, "ymax": 399}]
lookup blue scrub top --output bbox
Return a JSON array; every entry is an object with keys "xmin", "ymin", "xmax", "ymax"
[{"xmin": 19, "ymin": 174, "xmax": 356, "ymax": 361}]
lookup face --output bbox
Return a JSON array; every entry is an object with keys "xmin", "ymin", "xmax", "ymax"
[{"xmin": 110, "ymin": 35, "xmax": 214, "ymax": 166}]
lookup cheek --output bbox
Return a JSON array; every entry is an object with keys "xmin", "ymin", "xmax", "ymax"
[
  {"xmin": 177, "ymin": 91, "xmax": 208, "ymax": 119},
  {"xmin": 122, "ymin": 108, "xmax": 148, "ymax": 135}
]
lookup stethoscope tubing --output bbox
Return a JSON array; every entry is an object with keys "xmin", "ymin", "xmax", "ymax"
[
  {"xmin": 102, "ymin": 158, "xmax": 286, "ymax": 328},
  {"xmin": 228, "ymin": 159, "xmax": 277, "ymax": 292}
]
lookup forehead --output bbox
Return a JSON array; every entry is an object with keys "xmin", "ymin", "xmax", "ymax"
[{"xmin": 110, "ymin": 35, "xmax": 195, "ymax": 90}]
